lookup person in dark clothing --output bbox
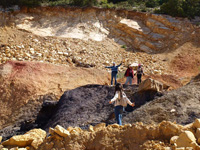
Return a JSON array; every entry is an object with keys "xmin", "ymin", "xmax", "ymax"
[
  {"xmin": 137, "ymin": 64, "xmax": 144, "ymax": 85},
  {"xmin": 124, "ymin": 64, "xmax": 134, "ymax": 85},
  {"xmin": 105, "ymin": 62, "xmax": 122, "ymax": 86}
]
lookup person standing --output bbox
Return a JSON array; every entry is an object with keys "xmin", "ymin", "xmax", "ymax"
[
  {"xmin": 124, "ymin": 64, "xmax": 134, "ymax": 85},
  {"xmin": 105, "ymin": 62, "xmax": 122, "ymax": 86},
  {"xmin": 137, "ymin": 64, "xmax": 144, "ymax": 85},
  {"xmin": 109, "ymin": 83, "xmax": 135, "ymax": 125}
]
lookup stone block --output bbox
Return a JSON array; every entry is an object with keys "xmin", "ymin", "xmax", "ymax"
[{"xmin": 54, "ymin": 125, "xmax": 70, "ymax": 138}]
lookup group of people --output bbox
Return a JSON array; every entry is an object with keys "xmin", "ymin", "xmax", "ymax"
[
  {"xmin": 105, "ymin": 62, "xmax": 144, "ymax": 125},
  {"xmin": 105, "ymin": 62, "xmax": 144, "ymax": 86}
]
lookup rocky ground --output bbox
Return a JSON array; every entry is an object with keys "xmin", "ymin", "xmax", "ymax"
[{"xmin": 0, "ymin": 6, "xmax": 200, "ymax": 150}]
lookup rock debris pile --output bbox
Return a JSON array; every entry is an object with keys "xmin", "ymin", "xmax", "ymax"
[{"xmin": 2, "ymin": 119, "xmax": 200, "ymax": 150}]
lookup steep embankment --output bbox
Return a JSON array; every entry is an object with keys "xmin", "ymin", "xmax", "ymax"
[{"xmin": 0, "ymin": 61, "xmax": 110, "ymax": 130}]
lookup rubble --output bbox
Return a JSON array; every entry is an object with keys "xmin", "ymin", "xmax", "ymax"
[{"xmin": 1, "ymin": 119, "xmax": 200, "ymax": 150}]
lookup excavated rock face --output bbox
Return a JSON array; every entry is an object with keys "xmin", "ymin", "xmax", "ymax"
[
  {"xmin": 13, "ymin": 7, "xmax": 196, "ymax": 54},
  {"xmin": 0, "ymin": 61, "xmax": 110, "ymax": 130},
  {"xmin": 1, "ymin": 7, "xmax": 200, "ymax": 78}
]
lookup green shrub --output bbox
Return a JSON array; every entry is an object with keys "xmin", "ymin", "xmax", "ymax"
[
  {"xmin": 159, "ymin": 0, "xmax": 200, "ymax": 18},
  {"xmin": 121, "ymin": 45, "xmax": 127, "ymax": 49},
  {"xmin": 101, "ymin": 2, "xmax": 116, "ymax": 8},
  {"xmin": 117, "ymin": 1, "xmax": 133, "ymax": 9},
  {"xmin": 99, "ymin": 0, "xmax": 108, "ymax": 4},
  {"xmin": 43, "ymin": 0, "xmax": 70, "ymax": 6},
  {"xmin": 159, "ymin": 0, "xmax": 185, "ymax": 17},
  {"xmin": 145, "ymin": 0, "xmax": 159, "ymax": 8},
  {"xmin": 72, "ymin": 0, "xmax": 98, "ymax": 6},
  {"xmin": 138, "ymin": 3, "xmax": 147, "ymax": 12},
  {"xmin": 18, "ymin": 0, "xmax": 41, "ymax": 7}
]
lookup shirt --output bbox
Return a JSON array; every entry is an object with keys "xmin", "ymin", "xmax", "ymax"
[
  {"xmin": 125, "ymin": 68, "xmax": 134, "ymax": 78},
  {"xmin": 110, "ymin": 91, "xmax": 133, "ymax": 106},
  {"xmin": 105, "ymin": 63, "xmax": 122, "ymax": 72}
]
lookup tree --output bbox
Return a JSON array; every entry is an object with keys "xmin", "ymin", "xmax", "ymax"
[
  {"xmin": 160, "ymin": 0, "xmax": 200, "ymax": 18},
  {"xmin": 182, "ymin": 0, "xmax": 200, "ymax": 18},
  {"xmin": 0, "ymin": 0, "xmax": 19, "ymax": 7},
  {"xmin": 160, "ymin": 0, "xmax": 185, "ymax": 17},
  {"xmin": 145, "ymin": 0, "xmax": 159, "ymax": 7}
]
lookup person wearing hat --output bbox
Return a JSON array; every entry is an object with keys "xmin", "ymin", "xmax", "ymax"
[
  {"xmin": 105, "ymin": 62, "xmax": 122, "ymax": 86},
  {"xmin": 137, "ymin": 64, "xmax": 144, "ymax": 85},
  {"xmin": 124, "ymin": 64, "xmax": 134, "ymax": 85}
]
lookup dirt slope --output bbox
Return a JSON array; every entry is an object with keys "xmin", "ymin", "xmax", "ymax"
[
  {"xmin": 0, "ymin": 61, "xmax": 110, "ymax": 129},
  {"xmin": 38, "ymin": 73, "xmax": 200, "ymax": 131},
  {"xmin": 123, "ymin": 74, "xmax": 200, "ymax": 125}
]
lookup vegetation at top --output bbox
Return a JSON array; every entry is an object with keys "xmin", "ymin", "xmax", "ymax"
[{"xmin": 0, "ymin": 0, "xmax": 200, "ymax": 18}]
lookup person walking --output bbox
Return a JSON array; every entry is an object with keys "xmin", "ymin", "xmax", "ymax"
[
  {"xmin": 105, "ymin": 62, "xmax": 122, "ymax": 86},
  {"xmin": 137, "ymin": 64, "xmax": 144, "ymax": 85},
  {"xmin": 109, "ymin": 83, "xmax": 135, "ymax": 125},
  {"xmin": 124, "ymin": 64, "xmax": 134, "ymax": 85}
]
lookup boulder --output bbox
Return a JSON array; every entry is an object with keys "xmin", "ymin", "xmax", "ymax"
[
  {"xmin": 2, "ymin": 129, "xmax": 46, "ymax": 149},
  {"xmin": 176, "ymin": 131, "xmax": 198, "ymax": 149},
  {"xmin": 54, "ymin": 125, "xmax": 70, "ymax": 138},
  {"xmin": 93, "ymin": 123, "xmax": 106, "ymax": 131},
  {"xmin": 170, "ymin": 136, "xmax": 179, "ymax": 144},
  {"xmin": 159, "ymin": 121, "xmax": 182, "ymax": 139},
  {"xmin": 193, "ymin": 119, "xmax": 200, "ymax": 128},
  {"xmin": 138, "ymin": 78, "xmax": 164, "ymax": 92},
  {"xmin": 175, "ymin": 148, "xmax": 185, "ymax": 150},
  {"xmin": 196, "ymin": 128, "xmax": 200, "ymax": 140},
  {"xmin": 10, "ymin": 148, "xmax": 28, "ymax": 150}
]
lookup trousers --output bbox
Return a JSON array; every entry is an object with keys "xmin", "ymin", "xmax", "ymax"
[
  {"xmin": 111, "ymin": 71, "xmax": 117, "ymax": 85},
  {"xmin": 137, "ymin": 74, "xmax": 142, "ymax": 85},
  {"xmin": 125, "ymin": 76, "xmax": 133, "ymax": 85},
  {"xmin": 114, "ymin": 105, "xmax": 124, "ymax": 125}
]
